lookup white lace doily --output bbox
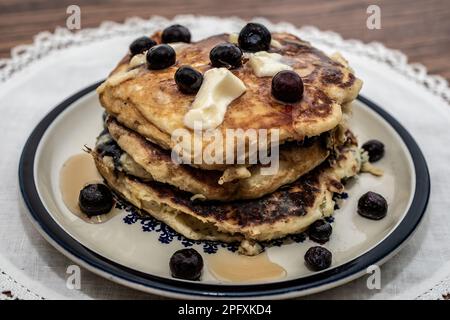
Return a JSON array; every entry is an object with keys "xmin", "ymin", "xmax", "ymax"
[{"xmin": 0, "ymin": 15, "xmax": 449, "ymax": 300}]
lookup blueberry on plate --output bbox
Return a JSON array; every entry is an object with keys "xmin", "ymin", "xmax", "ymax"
[
  {"xmin": 304, "ymin": 246, "xmax": 332, "ymax": 271},
  {"xmin": 146, "ymin": 44, "xmax": 176, "ymax": 70},
  {"xmin": 362, "ymin": 139, "xmax": 385, "ymax": 162},
  {"xmin": 129, "ymin": 36, "xmax": 157, "ymax": 56},
  {"xmin": 175, "ymin": 66, "xmax": 203, "ymax": 94},
  {"xmin": 78, "ymin": 184, "xmax": 113, "ymax": 216},
  {"xmin": 169, "ymin": 248, "xmax": 203, "ymax": 281},
  {"xmin": 308, "ymin": 219, "xmax": 332, "ymax": 244},
  {"xmin": 210, "ymin": 43, "xmax": 243, "ymax": 69},
  {"xmin": 161, "ymin": 24, "xmax": 191, "ymax": 43},
  {"xmin": 271, "ymin": 70, "xmax": 304, "ymax": 103},
  {"xmin": 238, "ymin": 22, "xmax": 271, "ymax": 52},
  {"xmin": 357, "ymin": 191, "xmax": 388, "ymax": 220}
]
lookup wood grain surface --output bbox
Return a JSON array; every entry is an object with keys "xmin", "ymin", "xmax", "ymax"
[{"xmin": 1, "ymin": 0, "xmax": 449, "ymax": 80}]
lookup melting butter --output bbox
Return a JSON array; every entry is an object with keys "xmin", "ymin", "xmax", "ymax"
[
  {"xmin": 129, "ymin": 53, "xmax": 146, "ymax": 68},
  {"xmin": 207, "ymin": 250, "xmax": 286, "ymax": 283},
  {"xmin": 168, "ymin": 42, "xmax": 188, "ymax": 52},
  {"xmin": 228, "ymin": 33, "xmax": 239, "ymax": 44},
  {"xmin": 184, "ymin": 68, "xmax": 246, "ymax": 129},
  {"xmin": 107, "ymin": 68, "xmax": 140, "ymax": 86},
  {"xmin": 96, "ymin": 68, "xmax": 140, "ymax": 94},
  {"xmin": 270, "ymin": 39, "xmax": 283, "ymax": 48},
  {"xmin": 248, "ymin": 51, "xmax": 292, "ymax": 77}
]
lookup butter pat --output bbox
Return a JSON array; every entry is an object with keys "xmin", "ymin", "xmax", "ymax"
[
  {"xmin": 168, "ymin": 42, "xmax": 188, "ymax": 52},
  {"xmin": 270, "ymin": 39, "xmax": 283, "ymax": 48},
  {"xmin": 129, "ymin": 53, "xmax": 146, "ymax": 68},
  {"xmin": 248, "ymin": 51, "xmax": 292, "ymax": 77},
  {"xmin": 107, "ymin": 69, "xmax": 140, "ymax": 86},
  {"xmin": 96, "ymin": 69, "xmax": 140, "ymax": 94},
  {"xmin": 184, "ymin": 68, "xmax": 246, "ymax": 130},
  {"xmin": 228, "ymin": 33, "xmax": 239, "ymax": 44}
]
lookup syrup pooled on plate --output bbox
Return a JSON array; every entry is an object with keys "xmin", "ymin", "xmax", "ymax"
[
  {"xmin": 59, "ymin": 153, "xmax": 117, "ymax": 223},
  {"xmin": 207, "ymin": 250, "xmax": 286, "ymax": 283}
]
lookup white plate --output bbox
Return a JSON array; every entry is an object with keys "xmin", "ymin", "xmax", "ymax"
[{"xmin": 19, "ymin": 83, "xmax": 429, "ymax": 299}]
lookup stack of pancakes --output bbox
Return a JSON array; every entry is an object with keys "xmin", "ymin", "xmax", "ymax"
[{"xmin": 93, "ymin": 32, "xmax": 363, "ymax": 255}]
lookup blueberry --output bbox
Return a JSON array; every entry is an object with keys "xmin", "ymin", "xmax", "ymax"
[
  {"xmin": 129, "ymin": 36, "xmax": 156, "ymax": 56},
  {"xmin": 238, "ymin": 22, "xmax": 271, "ymax": 52},
  {"xmin": 169, "ymin": 249, "xmax": 203, "ymax": 281},
  {"xmin": 308, "ymin": 219, "xmax": 332, "ymax": 244},
  {"xmin": 271, "ymin": 70, "xmax": 304, "ymax": 103},
  {"xmin": 304, "ymin": 246, "xmax": 332, "ymax": 271},
  {"xmin": 98, "ymin": 128, "xmax": 108, "ymax": 138},
  {"xmin": 209, "ymin": 43, "xmax": 242, "ymax": 69},
  {"xmin": 161, "ymin": 24, "xmax": 191, "ymax": 43},
  {"xmin": 146, "ymin": 44, "xmax": 176, "ymax": 70},
  {"xmin": 357, "ymin": 191, "xmax": 388, "ymax": 220},
  {"xmin": 79, "ymin": 184, "xmax": 113, "ymax": 216},
  {"xmin": 362, "ymin": 140, "xmax": 385, "ymax": 162},
  {"xmin": 102, "ymin": 112, "xmax": 108, "ymax": 123},
  {"xmin": 96, "ymin": 139, "xmax": 122, "ymax": 168},
  {"xmin": 175, "ymin": 66, "xmax": 203, "ymax": 94}
]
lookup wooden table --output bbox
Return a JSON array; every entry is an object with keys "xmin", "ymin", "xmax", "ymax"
[{"xmin": 1, "ymin": 0, "xmax": 449, "ymax": 80}]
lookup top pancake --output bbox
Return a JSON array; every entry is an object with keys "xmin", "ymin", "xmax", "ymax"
[{"xmin": 98, "ymin": 32, "xmax": 362, "ymax": 166}]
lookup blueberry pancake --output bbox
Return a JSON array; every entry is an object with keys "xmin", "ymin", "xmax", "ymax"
[{"xmin": 97, "ymin": 32, "xmax": 362, "ymax": 169}]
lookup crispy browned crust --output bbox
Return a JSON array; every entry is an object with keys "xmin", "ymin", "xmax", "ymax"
[
  {"xmin": 161, "ymin": 171, "xmax": 322, "ymax": 227},
  {"xmin": 98, "ymin": 32, "xmax": 362, "ymax": 169}
]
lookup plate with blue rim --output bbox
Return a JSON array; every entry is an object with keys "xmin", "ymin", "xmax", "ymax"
[{"xmin": 19, "ymin": 81, "xmax": 429, "ymax": 299}]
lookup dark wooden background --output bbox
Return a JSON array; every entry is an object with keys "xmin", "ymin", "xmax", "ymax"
[{"xmin": 1, "ymin": 0, "xmax": 449, "ymax": 80}]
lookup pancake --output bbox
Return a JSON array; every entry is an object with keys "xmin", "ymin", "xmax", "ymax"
[
  {"xmin": 101, "ymin": 117, "xmax": 333, "ymax": 201},
  {"xmin": 97, "ymin": 32, "xmax": 362, "ymax": 169},
  {"xmin": 92, "ymin": 130, "xmax": 362, "ymax": 252}
]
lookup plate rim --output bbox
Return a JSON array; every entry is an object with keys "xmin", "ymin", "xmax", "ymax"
[{"xmin": 18, "ymin": 81, "xmax": 430, "ymax": 299}]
